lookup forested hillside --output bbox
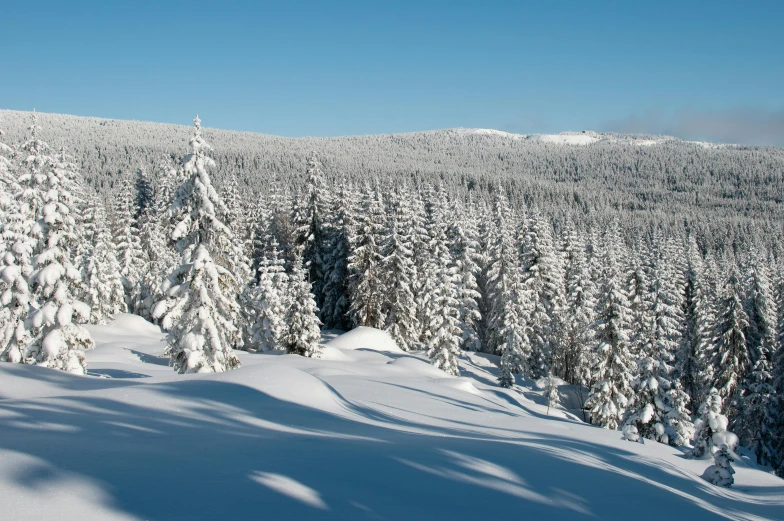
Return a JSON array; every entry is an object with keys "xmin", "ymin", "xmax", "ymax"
[{"xmin": 1, "ymin": 109, "xmax": 783, "ymax": 481}]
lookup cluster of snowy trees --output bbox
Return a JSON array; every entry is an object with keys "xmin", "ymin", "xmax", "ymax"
[{"xmin": 1, "ymin": 113, "xmax": 784, "ymax": 478}]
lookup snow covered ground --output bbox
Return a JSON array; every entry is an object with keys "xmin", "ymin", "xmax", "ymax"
[{"xmin": 0, "ymin": 314, "xmax": 782, "ymax": 521}]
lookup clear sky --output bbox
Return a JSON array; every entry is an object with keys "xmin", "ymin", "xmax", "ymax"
[{"xmin": 1, "ymin": 0, "xmax": 783, "ymax": 145}]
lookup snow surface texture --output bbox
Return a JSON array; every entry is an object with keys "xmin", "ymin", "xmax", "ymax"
[{"xmin": 0, "ymin": 314, "xmax": 781, "ymax": 521}]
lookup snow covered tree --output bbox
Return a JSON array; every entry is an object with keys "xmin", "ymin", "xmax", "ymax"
[
  {"xmin": 22, "ymin": 120, "xmax": 94, "ymax": 373},
  {"xmin": 689, "ymin": 387, "xmax": 736, "ymax": 459},
  {"xmin": 245, "ymin": 235, "xmax": 289, "ymax": 352},
  {"xmin": 320, "ymin": 185, "xmax": 355, "ymax": 330},
  {"xmin": 703, "ymin": 444, "xmax": 735, "ymax": 487},
  {"xmin": 153, "ymin": 116, "xmax": 241, "ymax": 373},
  {"xmin": 485, "ymin": 194, "xmax": 530, "ymax": 386},
  {"xmin": 283, "ymin": 255, "xmax": 322, "ymax": 358},
  {"xmin": 292, "ymin": 156, "xmax": 331, "ymax": 307},
  {"xmin": 348, "ymin": 187, "xmax": 385, "ymax": 329},
  {"xmin": 80, "ymin": 195, "xmax": 125, "ymax": 323},
  {"xmin": 381, "ymin": 193, "xmax": 419, "ymax": 351},
  {"xmin": 113, "ymin": 175, "xmax": 145, "ymax": 312},
  {"xmin": 219, "ymin": 173, "xmax": 252, "ymax": 285},
  {"xmin": 585, "ymin": 227, "xmax": 636, "ymax": 429},
  {"xmin": 680, "ymin": 237, "xmax": 714, "ymax": 409},
  {"xmin": 558, "ymin": 222, "xmax": 595, "ymax": 386},
  {"xmin": 519, "ymin": 212, "xmax": 565, "ymax": 378},
  {"xmin": 711, "ymin": 270, "xmax": 751, "ymax": 419},
  {"xmin": 738, "ymin": 253, "xmax": 778, "ymax": 458},
  {"xmin": 425, "ymin": 198, "xmax": 463, "ymax": 376},
  {"xmin": 449, "ymin": 215, "xmax": 482, "ymax": 351},
  {"xmin": 0, "ymin": 124, "xmax": 34, "ymax": 364}
]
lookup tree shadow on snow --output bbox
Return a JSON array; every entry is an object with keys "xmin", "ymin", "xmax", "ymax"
[{"xmin": 0, "ymin": 374, "xmax": 782, "ymax": 521}]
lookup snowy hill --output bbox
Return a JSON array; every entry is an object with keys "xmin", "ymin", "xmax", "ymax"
[
  {"xmin": 1, "ymin": 108, "xmax": 783, "ymax": 240},
  {"xmin": 0, "ymin": 314, "xmax": 781, "ymax": 521}
]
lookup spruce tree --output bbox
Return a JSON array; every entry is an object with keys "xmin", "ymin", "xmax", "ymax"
[
  {"xmin": 113, "ymin": 175, "xmax": 145, "ymax": 312},
  {"xmin": 23, "ymin": 124, "xmax": 94, "ymax": 373},
  {"xmin": 711, "ymin": 270, "xmax": 751, "ymax": 420},
  {"xmin": 348, "ymin": 187, "xmax": 385, "ymax": 329},
  {"xmin": 153, "ymin": 116, "xmax": 241, "ymax": 373},
  {"xmin": 284, "ymin": 255, "xmax": 322, "ymax": 358},
  {"xmin": 486, "ymin": 194, "xmax": 530, "ymax": 386},
  {"xmin": 449, "ymin": 217, "xmax": 482, "ymax": 352},
  {"xmin": 0, "ymin": 124, "xmax": 34, "ymax": 363},
  {"xmin": 519, "ymin": 212, "xmax": 565, "ymax": 378},
  {"xmin": 80, "ymin": 195, "xmax": 125, "ymax": 323},
  {"xmin": 380, "ymin": 193, "xmax": 419, "ymax": 351},
  {"xmin": 246, "ymin": 235, "xmax": 289, "ymax": 352},
  {"xmin": 321, "ymin": 185, "xmax": 356, "ymax": 330},
  {"xmin": 559, "ymin": 222, "xmax": 595, "ymax": 386},
  {"xmin": 585, "ymin": 227, "xmax": 636, "ymax": 429}
]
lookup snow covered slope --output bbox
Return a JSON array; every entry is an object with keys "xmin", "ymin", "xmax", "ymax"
[{"xmin": 0, "ymin": 315, "xmax": 781, "ymax": 520}]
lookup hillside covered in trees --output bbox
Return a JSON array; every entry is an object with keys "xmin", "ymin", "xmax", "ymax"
[{"xmin": 1, "ymin": 109, "xmax": 784, "ymax": 486}]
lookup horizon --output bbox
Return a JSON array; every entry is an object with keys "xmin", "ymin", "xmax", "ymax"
[{"xmin": 1, "ymin": 1, "xmax": 783, "ymax": 146}]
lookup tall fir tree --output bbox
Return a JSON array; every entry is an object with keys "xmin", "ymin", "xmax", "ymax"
[
  {"xmin": 284, "ymin": 254, "xmax": 322, "ymax": 358},
  {"xmin": 380, "ymin": 192, "xmax": 419, "ymax": 351},
  {"xmin": 80, "ymin": 195, "xmax": 125, "ymax": 323},
  {"xmin": 152, "ymin": 116, "xmax": 241, "ymax": 373},
  {"xmin": 348, "ymin": 187, "xmax": 385, "ymax": 329},
  {"xmin": 448, "ymin": 216, "xmax": 482, "ymax": 351},
  {"xmin": 519, "ymin": 212, "xmax": 565, "ymax": 378},
  {"xmin": 320, "ymin": 185, "xmax": 355, "ymax": 330},
  {"xmin": 245, "ymin": 234, "xmax": 289, "ymax": 352},
  {"xmin": 711, "ymin": 269, "xmax": 751, "ymax": 422},
  {"xmin": 585, "ymin": 226, "xmax": 636, "ymax": 429},
  {"xmin": 23, "ymin": 120, "xmax": 95, "ymax": 373}
]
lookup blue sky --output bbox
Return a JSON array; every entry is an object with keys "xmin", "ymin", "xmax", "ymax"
[{"xmin": 1, "ymin": 0, "xmax": 783, "ymax": 144}]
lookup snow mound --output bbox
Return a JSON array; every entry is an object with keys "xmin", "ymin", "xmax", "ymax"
[
  {"xmin": 387, "ymin": 356, "xmax": 447, "ymax": 377},
  {"xmin": 324, "ymin": 327, "xmax": 402, "ymax": 353}
]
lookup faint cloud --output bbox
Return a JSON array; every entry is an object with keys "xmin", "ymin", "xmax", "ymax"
[{"xmin": 602, "ymin": 107, "xmax": 784, "ymax": 147}]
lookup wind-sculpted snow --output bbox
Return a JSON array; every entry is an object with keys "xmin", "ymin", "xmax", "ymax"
[{"xmin": 0, "ymin": 314, "xmax": 781, "ymax": 520}]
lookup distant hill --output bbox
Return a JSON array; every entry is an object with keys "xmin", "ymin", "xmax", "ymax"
[{"xmin": 1, "ymin": 109, "xmax": 783, "ymax": 251}]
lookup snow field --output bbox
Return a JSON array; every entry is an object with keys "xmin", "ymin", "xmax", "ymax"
[{"xmin": 0, "ymin": 314, "xmax": 781, "ymax": 521}]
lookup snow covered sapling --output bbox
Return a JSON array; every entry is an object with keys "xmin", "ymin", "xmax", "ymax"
[
  {"xmin": 702, "ymin": 444, "xmax": 735, "ymax": 487},
  {"xmin": 688, "ymin": 387, "xmax": 739, "ymax": 459}
]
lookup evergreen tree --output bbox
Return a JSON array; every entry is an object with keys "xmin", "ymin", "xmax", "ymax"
[
  {"xmin": 380, "ymin": 193, "xmax": 419, "ymax": 351},
  {"xmin": 246, "ymin": 235, "xmax": 289, "ymax": 352},
  {"xmin": 153, "ymin": 116, "xmax": 241, "ymax": 373},
  {"xmin": 558, "ymin": 222, "xmax": 595, "ymax": 386},
  {"xmin": 448, "ymin": 216, "xmax": 482, "ymax": 351},
  {"xmin": 711, "ymin": 270, "xmax": 751, "ymax": 420},
  {"xmin": 80, "ymin": 195, "xmax": 125, "ymax": 323},
  {"xmin": 424, "ymin": 191, "xmax": 463, "ymax": 375},
  {"xmin": 585, "ymin": 227, "xmax": 636, "ymax": 429},
  {"xmin": 689, "ymin": 387, "xmax": 730, "ymax": 459},
  {"xmin": 739, "ymin": 253, "xmax": 778, "ymax": 459},
  {"xmin": 284, "ymin": 255, "xmax": 322, "ymax": 358},
  {"xmin": 320, "ymin": 185, "xmax": 355, "ymax": 330},
  {"xmin": 519, "ymin": 212, "xmax": 565, "ymax": 378},
  {"xmin": 295, "ymin": 156, "xmax": 330, "ymax": 307},
  {"xmin": 113, "ymin": 176, "xmax": 145, "ymax": 312},
  {"xmin": 680, "ymin": 237, "xmax": 714, "ymax": 409},
  {"xmin": 486, "ymin": 194, "xmax": 530, "ymax": 386},
  {"xmin": 23, "ymin": 121, "xmax": 94, "ymax": 373},
  {"xmin": 0, "ymin": 124, "xmax": 34, "ymax": 363},
  {"xmin": 348, "ymin": 187, "xmax": 385, "ymax": 329},
  {"xmin": 703, "ymin": 444, "xmax": 735, "ymax": 487}
]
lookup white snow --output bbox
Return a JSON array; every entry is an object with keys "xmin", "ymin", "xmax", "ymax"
[
  {"xmin": 0, "ymin": 314, "xmax": 781, "ymax": 520},
  {"xmin": 531, "ymin": 133, "xmax": 600, "ymax": 146},
  {"xmin": 323, "ymin": 325, "xmax": 402, "ymax": 352}
]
